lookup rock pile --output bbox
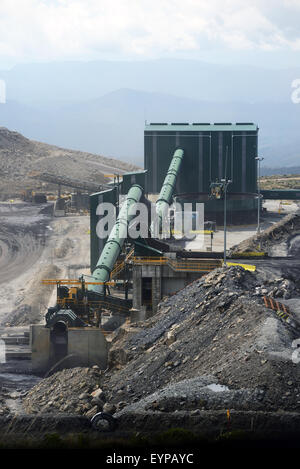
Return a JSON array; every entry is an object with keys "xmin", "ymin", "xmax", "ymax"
[
  {"xmin": 230, "ymin": 212, "xmax": 300, "ymax": 255},
  {"xmin": 23, "ymin": 367, "xmax": 104, "ymax": 417},
  {"xmin": 254, "ymin": 277, "xmax": 298, "ymax": 300},
  {"xmin": 0, "ymin": 397, "xmax": 10, "ymax": 416},
  {"xmin": 23, "ymin": 266, "xmax": 300, "ymax": 418},
  {"xmin": 99, "ymin": 266, "xmax": 300, "ymax": 414}
]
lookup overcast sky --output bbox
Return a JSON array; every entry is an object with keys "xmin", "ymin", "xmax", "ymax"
[{"xmin": 1, "ymin": 0, "xmax": 300, "ymax": 69}]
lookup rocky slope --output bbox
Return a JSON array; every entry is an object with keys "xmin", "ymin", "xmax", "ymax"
[
  {"xmin": 230, "ymin": 211, "xmax": 300, "ymax": 256},
  {"xmin": 23, "ymin": 265, "xmax": 300, "ymax": 419},
  {"xmin": 0, "ymin": 127, "xmax": 138, "ymax": 199}
]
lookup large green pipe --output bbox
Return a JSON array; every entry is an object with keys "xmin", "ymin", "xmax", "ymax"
[
  {"xmin": 154, "ymin": 148, "xmax": 184, "ymax": 233},
  {"xmin": 91, "ymin": 184, "xmax": 143, "ymax": 294}
]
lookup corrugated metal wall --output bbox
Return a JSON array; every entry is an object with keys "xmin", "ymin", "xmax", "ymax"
[
  {"xmin": 121, "ymin": 170, "xmax": 147, "ymax": 194},
  {"xmin": 144, "ymin": 123, "xmax": 258, "ymax": 195},
  {"xmin": 90, "ymin": 187, "xmax": 117, "ymax": 273}
]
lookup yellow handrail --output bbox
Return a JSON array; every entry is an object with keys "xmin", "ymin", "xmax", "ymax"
[
  {"xmin": 110, "ymin": 247, "xmax": 134, "ymax": 279},
  {"xmin": 132, "ymin": 257, "xmax": 222, "ymax": 272},
  {"xmin": 225, "ymin": 262, "xmax": 256, "ymax": 272}
]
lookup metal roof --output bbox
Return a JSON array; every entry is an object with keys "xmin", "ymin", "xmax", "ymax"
[
  {"xmin": 122, "ymin": 170, "xmax": 147, "ymax": 176},
  {"xmin": 145, "ymin": 123, "xmax": 258, "ymax": 132}
]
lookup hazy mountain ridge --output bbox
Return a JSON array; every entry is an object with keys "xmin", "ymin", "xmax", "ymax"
[
  {"xmin": 1, "ymin": 59, "xmax": 300, "ymax": 167},
  {"xmin": 1, "ymin": 88, "xmax": 300, "ymax": 167},
  {"xmin": 1, "ymin": 59, "xmax": 299, "ymax": 104},
  {"xmin": 261, "ymin": 167, "xmax": 300, "ymax": 176}
]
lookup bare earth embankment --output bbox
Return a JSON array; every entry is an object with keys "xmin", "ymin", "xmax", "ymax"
[{"xmin": 0, "ymin": 127, "xmax": 138, "ymax": 199}]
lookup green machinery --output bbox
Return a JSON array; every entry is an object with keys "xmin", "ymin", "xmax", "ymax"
[
  {"xmin": 91, "ymin": 184, "xmax": 143, "ymax": 294},
  {"xmin": 144, "ymin": 123, "xmax": 259, "ymax": 224},
  {"xmin": 33, "ymin": 183, "xmax": 146, "ymax": 372},
  {"xmin": 44, "ymin": 184, "xmax": 143, "ymax": 330},
  {"xmin": 44, "ymin": 146, "xmax": 185, "ymax": 332},
  {"xmin": 152, "ymin": 148, "xmax": 184, "ymax": 234}
]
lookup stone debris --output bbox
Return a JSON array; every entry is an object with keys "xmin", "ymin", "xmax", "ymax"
[
  {"xmin": 102, "ymin": 266, "xmax": 300, "ymax": 414},
  {"xmin": 0, "ymin": 397, "xmax": 10, "ymax": 416},
  {"xmin": 23, "ymin": 265, "xmax": 300, "ymax": 418},
  {"xmin": 230, "ymin": 211, "xmax": 300, "ymax": 256},
  {"xmin": 23, "ymin": 367, "xmax": 103, "ymax": 416}
]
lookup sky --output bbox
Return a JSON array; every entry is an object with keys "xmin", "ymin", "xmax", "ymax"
[{"xmin": 1, "ymin": 0, "xmax": 300, "ymax": 69}]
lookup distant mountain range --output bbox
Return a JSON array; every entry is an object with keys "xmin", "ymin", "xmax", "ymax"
[
  {"xmin": 0, "ymin": 59, "xmax": 300, "ymax": 167},
  {"xmin": 1, "ymin": 59, "xmax": 299, "ymax": 104},
  {"xmin": 261, "ymin": 167, "xmax": 300, "ymax": 176}
]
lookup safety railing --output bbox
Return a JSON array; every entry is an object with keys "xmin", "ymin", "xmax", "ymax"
[
  {"xmin": 168, "ymin": 258, "xmax": 221, "ymax": 272},
  {"xmin": 110, "ymin": 247, "xmax": 134, "ymax": 279},
  {"xmin": 110, "ymin": 261, "xmax": 125, "ymax": 279},
  {"xmin": 57, "ymin": 298, "xmax": 130, "ymax": 313},
  {"xmin": 132, "ymin": 256, "xmax": 222, "ymax": 272},
  {"xmin": 263, "ymin": 296, "xmax": 291, "ymax": 321},
  {"xmin": 132, "ymin": 256, "xmax": 258, "ymax": 273}
]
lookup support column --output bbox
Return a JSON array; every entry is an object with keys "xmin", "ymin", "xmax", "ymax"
[
  {"xmin": 152, "ymin": 266, "xmax": 162, "ymax": 313},
  {"xmin": 132, "ymin": 265, "xmax": 142, "ymax": 310}
]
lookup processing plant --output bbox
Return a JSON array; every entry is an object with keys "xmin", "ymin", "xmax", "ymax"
[{"xmin": 31, "ymin": 122, "xmax": 300, "ymax": 374}]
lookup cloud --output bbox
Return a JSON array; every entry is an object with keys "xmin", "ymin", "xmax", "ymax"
[{"xmin": 0, "ymin": 0, "xmax": 300, "ymax": 63}]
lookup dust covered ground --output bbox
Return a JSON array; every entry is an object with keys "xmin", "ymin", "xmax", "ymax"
[
  {"xmin": 0, "ymin": 202, "xmax": 91, "ymax": 326},
  {"xmin": 0, "ymin": 201, "xmax": 93, "ymax": 430}
]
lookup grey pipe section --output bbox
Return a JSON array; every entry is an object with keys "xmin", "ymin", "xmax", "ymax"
[{"xmin": 90, "ymin": 184, "xmax": 143, "ymax": 294}]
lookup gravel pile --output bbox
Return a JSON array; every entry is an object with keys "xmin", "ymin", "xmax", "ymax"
[
  {"xmin": 254, "ymin": 276, "xmax": 299, "ymax": 300},
  {"xmin": 102, "ymin": 266, "xmax": 300, "ymax": 414},
  {"xmin": 23, "ymin": 265, "xmax": 300, "ymax": 418},
  {"xmin": 230, "ymin": 212, "xmax": 300, "ymax": 256},
  {"xmin": 0, "ymin": 397, "xmax": 10, "ymax": 416}
]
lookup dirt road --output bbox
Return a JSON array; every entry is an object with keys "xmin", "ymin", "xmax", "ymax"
[{"xmin": 0, "ymin": 202, "xmax": 90, "ymax": 326}]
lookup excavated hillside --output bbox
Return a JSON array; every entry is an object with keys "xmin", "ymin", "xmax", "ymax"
[
  {"xmin": 24, "ymin": 265, "xmax": 300, "ymax": 420},
  {"xmin": 0, "ymin": 127, "xmax": 138, "ymax": 199}
]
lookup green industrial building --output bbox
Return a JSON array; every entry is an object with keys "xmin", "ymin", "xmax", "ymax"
[{"xmin": 144, "ymin": 122, "xmax": 259, "ymax": 223}]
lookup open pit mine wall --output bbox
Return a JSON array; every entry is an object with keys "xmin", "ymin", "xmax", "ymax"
[
  {"xmin": 90, "ymin": 184, "xmax": 144, "ymax": 295},
  {"xmin": 153, "ymin": 148, "xmax": 184, "ymax": 234}
]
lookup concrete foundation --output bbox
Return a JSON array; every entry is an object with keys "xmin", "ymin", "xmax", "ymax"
[
  {"xmin": 30, "ymin": 325, "xmax": 108, "ymax": 373},
  {"xmin": 132, "ymin": 264, "xmax": 202, "ymax": 316}
]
